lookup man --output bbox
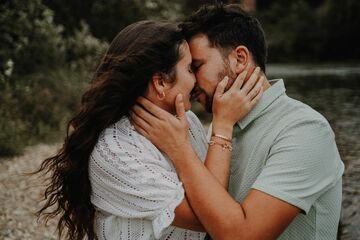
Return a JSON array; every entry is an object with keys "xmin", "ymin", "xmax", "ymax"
[{"xmin": 134, "ymin": 4, "xmax": 344, "ymax": 239}]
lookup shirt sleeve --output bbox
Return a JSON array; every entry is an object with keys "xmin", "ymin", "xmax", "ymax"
[
  {"xmin": 252, "ymin": 118, "xmax": 344, "ymax": 214},
  {"xmin": 90, "ymin": 126, "xmax": 185, "ymax": 239}
]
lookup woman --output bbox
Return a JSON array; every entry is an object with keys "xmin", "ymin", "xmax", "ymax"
[{"xmin": 36, "ymin": 20, "xmax": 263, "ymax": 240}]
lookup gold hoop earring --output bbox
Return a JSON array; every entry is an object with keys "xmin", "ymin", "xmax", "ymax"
[{"xmin": 157, "ymin": 92, "xmax": 165, "ymax": 100}]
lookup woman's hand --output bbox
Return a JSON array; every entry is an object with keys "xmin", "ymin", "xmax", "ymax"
[
  {"xmin": 212, "ymin": 64, "xmax": 264, "ymax": 138},
  {"xmin": 130, "ymin": 94, "xmax": 190, "ymax": 156}
]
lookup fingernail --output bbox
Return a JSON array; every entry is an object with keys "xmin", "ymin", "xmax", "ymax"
[
  {"xmin": 224, "ymin": 76, "xmax": 229, "ymax": 82},
  {"xmin": 178, "ymin": 94, "xmax": 183, "ymax": 101}
]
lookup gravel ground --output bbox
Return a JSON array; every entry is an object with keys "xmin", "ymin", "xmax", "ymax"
[
  {"xmin": 1, "ymin": 141, "xmax": 358, "ymax": 239},
  {"xmin": 0, "ymin": 144, "xmax": 60, "ymax": 240}
]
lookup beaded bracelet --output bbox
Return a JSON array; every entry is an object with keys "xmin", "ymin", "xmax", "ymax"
[{"xmin": 208, "ymin": 140, "xmax": 233, "ymax": 152}]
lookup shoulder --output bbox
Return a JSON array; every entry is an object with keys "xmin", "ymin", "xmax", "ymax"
[
  {"xmin": 268, "ymin": 98, "xmax": 343, "ymax": 174},
  {"xmin": 93, "ymin": 116, "xmax": 160, "ymax": 161},
  {"xmin": 277, "ymin": 96, "xmax": 333, "ymax": 137}
]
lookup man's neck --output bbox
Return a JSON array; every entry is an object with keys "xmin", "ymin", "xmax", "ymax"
[{"xmin": 262, "ymin": 75, "xmax": 271, "ymax": 92}]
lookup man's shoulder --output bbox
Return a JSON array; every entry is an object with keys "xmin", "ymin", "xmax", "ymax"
[
  {"xmin": 257, "ymin": 95, "xmax": 334, "ymax": 144},
  {"xmin": 279, "ymin": 95, "xmax": 330, "ymax": 127}
]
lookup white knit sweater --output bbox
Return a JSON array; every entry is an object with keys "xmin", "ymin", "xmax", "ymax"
[{"xmin": 89, "ymin": 111, "xmax": 208, "ymax": 240}]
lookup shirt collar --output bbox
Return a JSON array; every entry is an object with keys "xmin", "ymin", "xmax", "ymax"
[{"xmin": 237, "ymin": 79, "xmax": 286, "ymax": 130}]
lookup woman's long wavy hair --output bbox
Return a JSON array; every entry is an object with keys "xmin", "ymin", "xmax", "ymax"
[{"xmin": 35, "ymin": 20, "xmax": 185, "ymax": 240}]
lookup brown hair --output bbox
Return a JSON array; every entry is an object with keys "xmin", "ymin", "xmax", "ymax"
[
  {"xmin": 35, "ymin": 20, "xmax": 185, "ymax": 240},
  {"xmin": 180, "ymin": 3, "xmax": 267, "ymax": 72}
]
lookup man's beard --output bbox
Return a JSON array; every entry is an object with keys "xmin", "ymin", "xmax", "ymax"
[{"xmin": 203, "ymin": 62, "xmax": 237, "ymax": 113}]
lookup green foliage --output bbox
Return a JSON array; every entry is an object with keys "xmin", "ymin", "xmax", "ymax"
[
  {"xmin": 0, "ymin": 0, "xmax": 66, "ymax": 76},
  {"xmin": 44, "ymin": 0, "xmax": 185, "ymax": 41},
  {"xmin": 0, "ymin": 0, "xmax": 107, "ymax": 156},
  {"xmin": 256, "ymin": 0, "xmax": 360, "ymax": 62},
  {"xmin": 319, "ymin": 0, "xmax": 360, "ymax": 60},
  {"xmin": 0, "ymin": 68, "xmax": 89, "ymax": 156},
  {"xmin": 66, "ymin": 21, "xmax": 109, "ymax": 71}
]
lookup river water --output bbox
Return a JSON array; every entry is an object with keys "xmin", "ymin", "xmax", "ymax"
[{"xmin": 195, "ymin": 63, "xmax": 360, "ymax": 239}]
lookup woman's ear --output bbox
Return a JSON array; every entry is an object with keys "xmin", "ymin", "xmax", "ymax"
[
  {"xmin": 232, "ymin": 45, "xmax": 250, "ymax": 74},
  {"xmin": 151, "ymin": 73, "xmax": 167, "ymax": 100}
]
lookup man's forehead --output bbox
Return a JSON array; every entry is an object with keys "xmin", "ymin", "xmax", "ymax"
[
  {"xmin": 189, "ymin": 34, "xmax": 211, "ymax": 49},
  {"xmin": 189, "ymin": 34, "xmax": 213, "ymax": 60}
]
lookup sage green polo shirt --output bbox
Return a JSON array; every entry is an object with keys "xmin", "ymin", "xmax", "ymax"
[{"xmin": 228, "ymin": 79, "xmax": 344, "ymax": 239}]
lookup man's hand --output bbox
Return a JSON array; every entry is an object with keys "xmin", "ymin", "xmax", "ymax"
[{"xmin": 212, "ymin": 63, "xmax": 264, "ymax": 137}]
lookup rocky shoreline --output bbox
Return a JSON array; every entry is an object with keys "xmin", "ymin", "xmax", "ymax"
[
  {"xmin": 1, "ymin": 142, "xmax": 358, "ymax": 239},
  {"xmin": 0, "ymin": 144, "xmax": 60, "ymax": 240}
]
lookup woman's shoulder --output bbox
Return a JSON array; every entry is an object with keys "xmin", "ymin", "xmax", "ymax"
[
  {"xmin": 90, "ymin": 116, "xmax": 175, "ymax": 176},
  {"xmin": 93, "ymin": 116, "xmax": 161, "ymax": 161}
]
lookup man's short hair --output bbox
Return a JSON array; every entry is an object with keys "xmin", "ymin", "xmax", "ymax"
[{"xmin": 180, "ymin": 3, "xmax": 267, "ymax": 72}]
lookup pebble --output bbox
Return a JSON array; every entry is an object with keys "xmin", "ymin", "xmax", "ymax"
[{"xmin": 0, "ymin": 144, "xmax": 60, "ymax": 240}]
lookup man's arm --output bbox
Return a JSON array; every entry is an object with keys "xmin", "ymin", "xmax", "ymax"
[
  {"xmin": 169, "ymin": 145, "xmax": 300, "ymax": 240},
  {"xmin": 169, "ymin": 116, "xmax": 341, "ymax": 239}
]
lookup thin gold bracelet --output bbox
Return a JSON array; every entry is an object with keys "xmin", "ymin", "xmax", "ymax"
[
  {"xmin": 208, "ymin": 140, "xmax": 233, "ymax": 152},
  {"xmin": 212, "ymin": 134, "xmax": 232, "ymax": 143}
]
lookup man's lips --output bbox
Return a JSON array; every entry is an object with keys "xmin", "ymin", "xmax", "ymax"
[{"xmin": 190, "ymin": 87, "xmax": 202, "ymax": 101}]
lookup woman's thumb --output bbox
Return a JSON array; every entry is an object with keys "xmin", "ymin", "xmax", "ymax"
[{"xmin": 175, "ymin": 94, "xmax": 186, "ymax": 120}]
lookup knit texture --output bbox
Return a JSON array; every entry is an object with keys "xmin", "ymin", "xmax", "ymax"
[{"xmin": 90, "ymin": 111, "xmax": 207, "ymax": 240}]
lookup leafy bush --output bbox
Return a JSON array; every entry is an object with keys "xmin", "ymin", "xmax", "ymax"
[
  {"xmin": 44, "ymin": 0, "xmax": 185, "ymax": 41},
  {"xmin": 66, "ymin": 21, "xmax": 108, "ymax": 71},
  {"xmin": 0, "ymin": 68, "xmax": 90, "ymax": 156},
  {"xmin": 0, "ymin": 0, "xmax": 65, "ymax": 76},
  {"xmin": 256, "ymin": 0, "xmax": 360, "ymax": 62},
  {"xmin": 0, "ymin": 0, "xmax": 107, "ymax": 157}
]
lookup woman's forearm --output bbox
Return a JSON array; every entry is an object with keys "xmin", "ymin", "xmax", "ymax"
[
  {"xmin": 169, "ymin": 146, "xmax": 245, "ymax": 239},
  {"xmin": 203, "ymin": 122, "xmax": 233, "ymax": 188},
  {"xmin": 172, "ymin": 130, "xmax": 233, "ymax": 231}
]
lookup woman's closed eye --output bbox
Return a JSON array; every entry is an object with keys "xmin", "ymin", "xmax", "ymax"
[{"xmin": 188, "ymin": 66, "xmax": 194, "ymax": 74}]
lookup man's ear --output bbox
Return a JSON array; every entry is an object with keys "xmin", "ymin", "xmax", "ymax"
[{"xmin": 233, "ymin": 45, "xmax": 250, "ymax": 74}]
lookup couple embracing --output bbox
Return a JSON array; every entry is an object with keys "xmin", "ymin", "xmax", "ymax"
[{"xmin": 38, "ymin": 3, "xmax": 344, "ymax": 240}]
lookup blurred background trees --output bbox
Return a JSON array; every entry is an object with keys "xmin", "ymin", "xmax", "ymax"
[
  {"xmin": 256, "ymin": 0, "xmax": 360, "ymax": 62},
  {"xmin": 0, "ymin": 0, "xmax": 359, "ymax": 156}
]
